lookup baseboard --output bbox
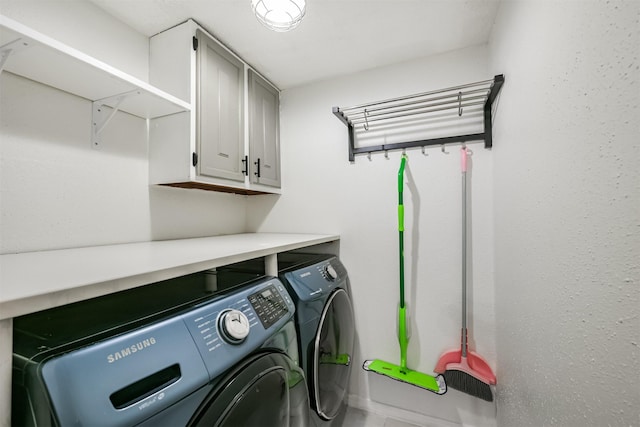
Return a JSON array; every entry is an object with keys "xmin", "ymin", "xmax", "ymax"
[{"xmin": 347, "ymin": 394, "xmax": 463, "ymax": 427}]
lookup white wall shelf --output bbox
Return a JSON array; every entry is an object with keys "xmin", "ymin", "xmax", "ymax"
[
  {"xmin": 0, "ymin": 233, "xmax": 339, "ymax": 320},
  {"xmin": 0, "ymin": 14, "xmax": 190, "ymax": 122}
]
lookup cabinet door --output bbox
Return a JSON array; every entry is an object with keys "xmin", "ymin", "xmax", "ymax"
[
  {"xmin": 248, "ymin": 70, "xmax": 280, "ymax": 188},
  {"xmin": 196, "ymin": 30, "xmax": 245, "ymax": 182}
]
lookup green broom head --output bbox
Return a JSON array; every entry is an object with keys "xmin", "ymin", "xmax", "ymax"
[{"xmin": 363, "ymin": 359, "xmax": 447, "ymax": 395}]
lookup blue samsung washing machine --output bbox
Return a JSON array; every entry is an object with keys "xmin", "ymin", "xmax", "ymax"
[{"xmin": 12, "ymin": 269, "xmax": 310, "ymax": 427}]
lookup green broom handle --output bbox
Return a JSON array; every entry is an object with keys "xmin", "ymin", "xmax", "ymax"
[
  {"xmin": 398, "ymin": 154, "xmax": 406, "ymax": 308},
  {"xmin": 398, "ymin": 155, "xmax": 407, "ymax": 370}
]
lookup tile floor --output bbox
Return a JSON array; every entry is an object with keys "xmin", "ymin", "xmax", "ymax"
[{"xmin": 341, "ymin": 406, "xmax": 421, "ymax": 427}]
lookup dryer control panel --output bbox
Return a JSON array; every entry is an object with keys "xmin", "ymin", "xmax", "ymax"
[
  {"xmin": 182, "ymin": 278, "xmax": 295, "ymax": 381},
  {"xmin": 283, "ymin": 257, "xmax": 348, "ymax": 302}
]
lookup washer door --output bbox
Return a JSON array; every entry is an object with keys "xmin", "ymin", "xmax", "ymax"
[
  {"xmin": 312, "ymin": 288, "xmax": 355, "ymax": 420},
  {"xmin": 189, "ymin": 352, "xmax": 309, "ymax": 427}
]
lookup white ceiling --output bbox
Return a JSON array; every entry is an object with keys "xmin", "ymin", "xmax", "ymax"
[{"xmin": 89, "ymin": 0, "xmax": 501, "ymax": 90}]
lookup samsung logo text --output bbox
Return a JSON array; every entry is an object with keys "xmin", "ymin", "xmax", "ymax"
[{"xmin": 107, "ymin": 337, "xmax": 157, "ymax": 363}]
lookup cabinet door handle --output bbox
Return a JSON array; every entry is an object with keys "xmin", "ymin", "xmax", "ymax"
[
  {"xmin": 241, "ymin": 155, "xmax": 248, "ymax": 176},
  {"xmin": 254, "ymin": 158, "xmax": 261, "ymax": 178}
]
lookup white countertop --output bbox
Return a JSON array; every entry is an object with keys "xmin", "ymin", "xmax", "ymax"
[{"xmin": 0, "ymin": 233, "xmax": 339, "ymax": 319}]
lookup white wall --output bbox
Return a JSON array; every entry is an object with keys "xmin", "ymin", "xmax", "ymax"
[
  {"xmin": 0, "ymin": 0, "xmax": 247, "ymax": 254},
  {"xmin": 489, "ymin": 1, "xmax": 640, "ymax": 426},
  {"xmin": 248, "ymin": 46, "xmax": 499, "ymax": 426}
]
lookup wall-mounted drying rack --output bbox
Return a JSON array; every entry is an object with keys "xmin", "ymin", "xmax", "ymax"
[{"xmin": 332, "ymin": 75, "xmax": 504, "ymax": 162}]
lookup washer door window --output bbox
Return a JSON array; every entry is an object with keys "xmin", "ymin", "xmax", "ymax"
[
  {"xmin": 189, "ymin": 352, "xmax": 309, "ymax": 427},
  {"xmin": 312, "ymin": 288, "xmax": 355, "ymax": 420}
]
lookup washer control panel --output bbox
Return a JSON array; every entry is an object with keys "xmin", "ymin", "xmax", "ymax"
[
  {"xmin": 248, "ymin": 284, "xmax": 289, "ymax": 329},
  {"xmin": 182, "ymin": 278, "xmax": 295, "ymax": 381}
]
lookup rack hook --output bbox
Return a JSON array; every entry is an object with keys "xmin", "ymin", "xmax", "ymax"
[
  {"xmin": 422, "ymin": 146, "xmax": 428, "ymax": 156},
  {"xmin": 367, "ymin": 152, "xmax": 372, "ymax": 161},
  {"xmin": 385, "ymin": 150, "xmax": 389, "ymax": 159},
  {"xmin": 363, "ymin": 109, "xmax": 370, "ymax": 131},
  {"xmin": 441, "ymin": 144, "xmax": 450, "ymax": 155},
  {"xmin": 458, "ymin": 91, "xmax": 463, "ymax": 117}
]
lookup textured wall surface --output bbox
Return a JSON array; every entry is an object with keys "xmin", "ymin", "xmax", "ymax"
[{"xmin": 490, "ymin": 1, "xmax": 640, "ymax": 425}]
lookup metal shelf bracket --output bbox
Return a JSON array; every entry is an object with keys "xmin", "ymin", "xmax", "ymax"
[
  {"xmin": 92, "ymin": 90, "xmax": 141, "ymax": 149},
  {"xmin": 0, "ymin": 37, "xmax": 32, "ymax": 73}
]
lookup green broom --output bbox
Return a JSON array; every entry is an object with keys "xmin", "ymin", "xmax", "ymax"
[{"xmin": 363, "ymin": 154, "xmax": 447, "ymax": 395}]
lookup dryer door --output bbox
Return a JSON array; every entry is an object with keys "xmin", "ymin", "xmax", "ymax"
[
  {"xmin": 312, "ymin": 288, "xmax": 355, "ymax": 420},
  {"xmin": 189, "ymin": 352, "xmax": 309, "ymax": 427}
]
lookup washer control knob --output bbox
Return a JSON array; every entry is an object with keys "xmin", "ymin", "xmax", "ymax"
[
  {"xmin": 219, "ymin": 309, "xmax": 250, "ymax": 344},
  {"xmin": 324, "ymin": 264, "xmax": 338, "ymax": 281}
]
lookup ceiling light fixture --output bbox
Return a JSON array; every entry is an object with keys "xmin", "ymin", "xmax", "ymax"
[{"xmin": 251, "ymin": 0, "xmax": 306, "ymax": 32}]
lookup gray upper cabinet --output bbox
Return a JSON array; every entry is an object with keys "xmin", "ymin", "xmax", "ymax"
[
  {"xmin": 149, "ymin": 20, "xmax": 280, "ymax": 195},
  {"xmin": 197, "ymin": 30, "xmax": 245, "ymax": 183},
  {"xmin": 249, "ymin": 70, "xmax": 280, "ymax": 188}
]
